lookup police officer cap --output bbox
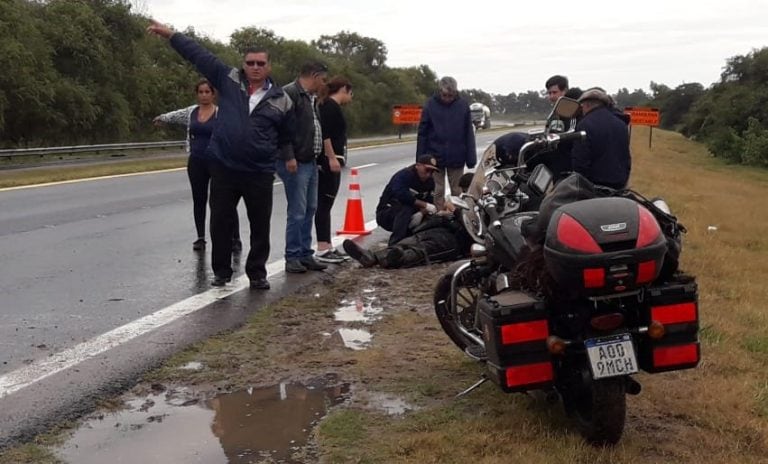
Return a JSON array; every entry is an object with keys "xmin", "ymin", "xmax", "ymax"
[{"xmin": 416, "ymin": 155, "xmax": 440, "ymax": 171}]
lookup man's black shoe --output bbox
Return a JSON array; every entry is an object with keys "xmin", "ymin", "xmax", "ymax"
[
  {"xmin": 285, "ymin": 260, "xmax": 308, "ymax": 273},
  {"xmin": 249, "ymin": 277, "xmax": 270, "ymax": 290},
  {"xmin": 211, "ymin": 275, "xmax": 231, "ymax": 287},
  {"xmin": 192, "ymin": 238, "xmax": 206, "ymax": 251},
  {"xmin": 300, "ymin": 256, "xmax": 327, "ymax": 271},
  {"xmin": 342, "ymin": 239, "xmax": 377, "ymax": 268},
  {"xmin": 231, "ymin": 239, "xmax": 243, "ymax": 253}
]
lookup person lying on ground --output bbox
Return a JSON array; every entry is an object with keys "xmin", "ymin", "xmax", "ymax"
[{"xmin": 344, "ymin": 173, "xmax": 475, "ymax": 269}]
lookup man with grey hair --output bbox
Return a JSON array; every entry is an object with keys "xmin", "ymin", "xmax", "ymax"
[{"xmin": 416, "ymin": 76, "xmax": 476, "ymax": 211}]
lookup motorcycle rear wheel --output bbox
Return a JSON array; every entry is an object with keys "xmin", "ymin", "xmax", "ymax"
[
  {"xmin": 433, "ymin": 272, "xmax": 481, "ymax": 351},
  {"xmin": 568, "ymin": 377, "xmax": 627, "ymax": 446}
]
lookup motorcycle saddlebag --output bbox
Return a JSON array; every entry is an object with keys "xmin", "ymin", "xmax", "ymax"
[
  {"xmin": 639, "ymin": 275, "xmax": 700, "ymax": 373},
  {"xmin": 478, "ymin": 290, "xmax": 553, "ymax": 392},
  {"xmin": 543, "ymin": 197, "xmax": 667, "ymax": 297}
]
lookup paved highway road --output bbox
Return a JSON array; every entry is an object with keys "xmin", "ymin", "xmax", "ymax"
[{"xmin": 0, "ymin": 131, "xmax": 503, "ymax": 444}]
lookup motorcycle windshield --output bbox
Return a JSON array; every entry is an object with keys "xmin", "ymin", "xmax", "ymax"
[
  {"xmin": 467, "ymin": 143, "xmax": 498, "ymax": 201},
  {"xmin": 459, "ymin": 143, "xmax": 499, "ymax": 244}
]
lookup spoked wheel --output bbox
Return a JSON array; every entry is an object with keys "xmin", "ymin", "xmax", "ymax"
[
  {"xmin": 566, "ymin": 377, "xmax": 627, "ymax": 446},
  {"xmin": 433, "ymin": 271, "xmax": 481, "ymax": 351}
]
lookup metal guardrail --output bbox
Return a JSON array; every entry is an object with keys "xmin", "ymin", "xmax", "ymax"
[
  {"xmin": 0, "ymin": 121, "xmax": 545, "ymax": 161},
  {"xmin": 0, "ymin": 141, "xmax": 186, "ymax": 159}
]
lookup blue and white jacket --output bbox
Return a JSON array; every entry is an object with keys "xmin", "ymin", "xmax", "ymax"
[{"xmin": 169, "ymin": 33, "xmax": 295, "ymax": 173}]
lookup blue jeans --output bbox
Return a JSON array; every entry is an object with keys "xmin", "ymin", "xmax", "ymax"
[{"xmin": 277, "ymin": 160, "xmax": 318, "ymax": 260}]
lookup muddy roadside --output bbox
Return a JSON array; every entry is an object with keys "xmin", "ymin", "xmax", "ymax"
[{"xmin": 7, "ymin": 255, "xmax": 766, "ymax": 464}]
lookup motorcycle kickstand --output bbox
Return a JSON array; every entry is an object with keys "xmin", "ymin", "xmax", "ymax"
[{"xmin": 456, "ymin": 375, "xmax": 488, "ymax": 399}]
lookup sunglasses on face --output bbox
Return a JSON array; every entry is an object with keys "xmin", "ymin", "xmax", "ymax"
[{"xmin": 245, "ymin": 60, "xmax": 268, "ymax": 68}]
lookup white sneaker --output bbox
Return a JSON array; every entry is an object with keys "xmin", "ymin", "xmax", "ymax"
[{"xmin": 316, "ymin": 248, "xmax": 347, "ymax": 264}]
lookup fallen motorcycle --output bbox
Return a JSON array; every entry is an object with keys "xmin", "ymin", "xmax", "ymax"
[{"xmin": 434, "ymin": 97, "xmax": 699, "ymax": 445}]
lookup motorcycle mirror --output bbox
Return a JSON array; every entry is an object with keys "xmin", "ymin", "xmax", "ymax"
[
  {"xmin": 553, "ymin": 97, "xmax": 581, "ymax": 119},
  {"xmin": 527, "ymin": 164, "xmax": 553, "ymax": 196}
]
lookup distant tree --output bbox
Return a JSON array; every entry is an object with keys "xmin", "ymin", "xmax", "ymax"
[
  {"xmin": 229, "ymin": 27, "xmax": 285, "ymax": 56},
  {"xmin": 648, "ymin": 82, "xmax": 705, "ymax": 130},
  {"xmin": 399, "ymin": 65, "xmax": 438, "ymax": 99},
  {"xmin": 460, "ymin": 89, "xmax": 493, "ymax": 108},
  {"xmin": 613, "ymin": 88, "xmax": 651, "ymax": 109},
  {"xmin": 313, "ymin": 31, "xmax": 387, "ymax": 70}
]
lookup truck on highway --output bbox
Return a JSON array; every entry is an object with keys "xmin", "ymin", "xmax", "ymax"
[{"xmin": 470, "ymin": 102, "xmax": 491, "ymax": 130}]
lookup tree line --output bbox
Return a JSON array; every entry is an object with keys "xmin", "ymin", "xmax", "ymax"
[{"xmin": 2, "ymin": 0, "xmax": 766, "ymax": 168}]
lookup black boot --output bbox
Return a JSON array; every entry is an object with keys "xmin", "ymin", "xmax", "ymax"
[{"xmin": 342, "ymin": 240, "xmax": 377, "ymax": 267}]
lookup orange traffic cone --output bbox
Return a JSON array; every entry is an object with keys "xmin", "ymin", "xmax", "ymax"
[{"xmin": 337, "ymin": 168, "xmax": 371, "ymax": 235}]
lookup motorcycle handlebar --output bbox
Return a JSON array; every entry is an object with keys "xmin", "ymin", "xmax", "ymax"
[
  {"xmin": 558, "ymin": 130, "xmax": 587, "ymax": 143},
  {"xmin": 483, "ymin": 200, "xmax": 502, "ymax": 229},
  {"xmin": 516, "ymin": 130, "xmax": 587, "ymax": 167}
]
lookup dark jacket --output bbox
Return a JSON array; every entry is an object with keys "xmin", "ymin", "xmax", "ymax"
[
  {"xmin": 376, "ymin": 165, "xmax": 435, "ymax": 212},
  {"xmin": 170, "ymin": 33, "xmax": 294, "ymax": 173},
  {"xmin": 416, "ymin": 95, "xmax": 477, "ymax": 169},
  {"xmin": 571, "ymin": 106, "xmax": 631, "ymax": 189},
  {"xmin": 376, "ymin": 212, "xmax": 472, "ymax": 268},
  {"xmin": 283, "ymin": 80, "xmax": 321, "ymax": 163}
]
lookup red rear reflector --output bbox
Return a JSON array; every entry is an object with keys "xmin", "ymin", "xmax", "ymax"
[
  {"xmin": 590, "ymin": 313, "xmax": 625, "ymax": 331},
  {"xmin": 651, "ymin": 302, "xmax": 698, "ymax": 325},
  {"xmin": 500, "ymin": 320, "xmax": 549, "ymax": 344},
  {"xmin": 636, "ymin": 205, "xmax": 662, "ymax": 248},
  {"xmin": 505, "ymin": 362, "xmax": 553, "ymax": 387},
  {"xmin": 583, "ymin": 268, "xmax": 606, "ymax": 288},
  {"xmin": 653, "ymin": 343, "xmax": 699, "ymax": 367},
  {"xmin": 636, "ymin": 260, "xmax": 657, "ymax": 284},
  {"xmin": 556, "ymin": 214, "xmax": 602, "ymax": 253}
]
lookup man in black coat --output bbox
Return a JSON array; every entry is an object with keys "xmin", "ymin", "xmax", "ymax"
[{"xmin": 571, "ymin": 88, "xmax": 631, "ymax": 189}]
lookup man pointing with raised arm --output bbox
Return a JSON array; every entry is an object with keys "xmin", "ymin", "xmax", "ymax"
[{"xmin": 147, "ymin": 19, "xmax": 296, "ymax": 291}]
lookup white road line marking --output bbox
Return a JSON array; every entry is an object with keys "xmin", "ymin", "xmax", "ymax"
[
  {"xmin": 353, "ymin": 163, "xmax": 378, "ymax": 170},
  {"xmin": 0, "ymin": 168, "xmax": 186, "ymax": 192},
  {"xmin": 0, "ymin": 219, "xmax": 379, "ymax": 399}
]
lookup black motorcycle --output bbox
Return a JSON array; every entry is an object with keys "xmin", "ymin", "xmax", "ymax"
[{"xmin": 434, "ymin": 98, "xmax": 699, "ymax": 445}]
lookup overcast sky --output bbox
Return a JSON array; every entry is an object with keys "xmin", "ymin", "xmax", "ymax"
[{"xmin": 136, "ymin": 0, "xmax": 768, "ymax": 95}]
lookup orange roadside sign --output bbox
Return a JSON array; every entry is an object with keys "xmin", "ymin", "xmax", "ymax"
[
  {"xmin": 624, "ymin": 107, "xmax": 660, "ymax": 127},
  {"xmin": 392, "ymin": 104, "xmax": 422, "ymax": 125}
]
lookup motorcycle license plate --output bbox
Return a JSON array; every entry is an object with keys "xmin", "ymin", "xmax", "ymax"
[{"xmin": 585, "ymin": 333, "xmax": 638, "ymax": 379}]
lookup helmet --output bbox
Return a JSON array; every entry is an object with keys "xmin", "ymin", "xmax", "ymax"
[{"xmin": 494, "ymin": 132, "xmax": 527, "ymax": 166}]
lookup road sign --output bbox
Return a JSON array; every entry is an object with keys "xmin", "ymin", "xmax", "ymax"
[
  {"xmin": 392, "ymin": 104, "xmax": 422, "ymax": 125},
  {"xmin": 624, "ymin": 107, "xmax": 660, "ymax": 127}
]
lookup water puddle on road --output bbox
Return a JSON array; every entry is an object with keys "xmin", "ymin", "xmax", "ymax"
[
  {"xmin": 364, "ymin": 392, "xmax": 417, "ymax": 415},
  {"xmin": 333, "ymin": 296, "xmax": 382, "ymax": 323},
  {"xmin": 337, "ymin": 328, "xmax": 373, "ymax": 350},
  {"xmin": 55, "ymin": 381, "xmax": 349, "ymax": 464}
]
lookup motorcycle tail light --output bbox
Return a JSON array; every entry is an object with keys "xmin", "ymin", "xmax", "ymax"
[
  {"xmin": 590, "ymin": 313, "xmax": 625, "ymax": 331},
  {"xmin": 505, "ymin": 362, "xmax": 554, "ymax": 388},
  {"xmin": 653, "ymin": 343, "xmax": 699, "ymax": 368},
  {"xmin": 636, "ymin": 205, "xmax": 662, "ymax": 248},
  {"xmin": 636, "ymin": 260, "xmax": 657, "ymax": 284},
  {"xmin": 500, "ymin": 320, "xmax": 549, "ymax": 345},
  {"xmin": 651, "ymin": 302, "xmax": 698, "ymax": 325},
  {"xmin": 583, "ymin": 268, "xmax": 605, "ymax": 288},
  {"xmin": 556, "ymin": 213, "xmax": 602, "ymax": 253}
]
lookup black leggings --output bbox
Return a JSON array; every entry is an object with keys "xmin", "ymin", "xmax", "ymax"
[
  {"xmin": 314, "ymin": 165, "xmax": 341, "ymax": 243},
  {"xmin": 187, "ymin": 156, "xmax": 239, "ymax": 240}
]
